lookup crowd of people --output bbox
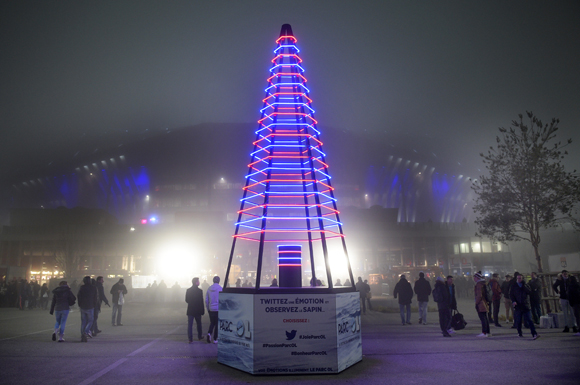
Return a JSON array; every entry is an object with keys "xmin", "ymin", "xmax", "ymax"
[
  {"xmin": 389, "ymin": 269, "xmax": 580, "ymax": 339},
  {"xmin": 48, "ymin": 276, "xmax": 125, "ymax": 342},
  {"xmin": 0, "ymin": 278, "xmax": 52, "ymax": 310},
  {"xmin": 3, "ymin": 269, "xmax": 579, "ymax": 345}
]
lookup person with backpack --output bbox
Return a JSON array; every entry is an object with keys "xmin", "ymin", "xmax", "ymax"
[
  {"xmin": 49, "ymin": 281, "xmax": 76, "ymax": 342},
  {"xmin": 393, "ymin": 275, "xmax": 414, "ymax": 325},
  {"xmin": 474, "ymin": 272, "xmax": 491, "ymax": 337}
]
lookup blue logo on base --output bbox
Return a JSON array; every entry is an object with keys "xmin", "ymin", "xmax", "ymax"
[{"xmin": 285, "ymin": 330, "xmax": 297, "ymax": 340}]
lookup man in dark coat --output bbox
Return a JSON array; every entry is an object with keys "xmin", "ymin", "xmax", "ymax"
[
  {"xmin": 433, "ymin": 277, "xmax": 454, "ymax": 337},
  {"xmin": 413, "ymin": 272, "xmax": 432, "ymax": 325},
  {"xmin": 529, "ymin": 272, "xmax": 542, "ymax": 325},
  {"xmin": 50, "ymin": 281, "xmax": 76, "ymax": 342},
  {"xmin": 110, "ymin": 278, "xmax": 128, "ymax": 326},
  {"xmin": 489, "ymin": 273, "xmax": 503, "ymax": 327},
  {"xmin": 185, "ymin": 277, "xmax": 205, "ymax": 343},
  {"xmin": 355, "ymin": 277, "xmax": 370, "ymax": 315},
  {"xmin": 510, "ymin": 273, "xmax": 539, "ymax": 340},
  {"xmin": 91, "ymin": 276, "xmax": 110, "ymax": 336},
  {"xmin": 553, "ymin": 270, "xmax": 577, "ymax": 333},
  {"xmin": 566, "ymin": 275, "xmax": 580, "ymax": 336},
  {"xmin": 18, "ymin": 279, "xmax": 28, "ymax": 310},
  {"xmin": 77, "ymin": 276, "xmax": 98, "ymax": 342},
  {"xmin": 500, "ymin": 274, "xmax": 513, "ymax": 324},
  {"xmin": 393, "ymin": 275, "xmax": 413, "ymax": 325},
  {"xmin": 364, "ymin": 279, "xmax": 373, "ymax": 311}
]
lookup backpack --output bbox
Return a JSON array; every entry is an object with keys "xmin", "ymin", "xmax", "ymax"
[
  {"xmin": 432, "ymin": 285, "xmax": 442, "ymax": 303},
  {"xmin": 451, "ymin": 310, "xmax": 467, "ymax": 330},
  {"xmin": 484, "ymin": 281, "xmax": 493, "ymax": 303},
  {"xmin": 67, "ymin": 291, "xmax": 76, "ymax": 307}
]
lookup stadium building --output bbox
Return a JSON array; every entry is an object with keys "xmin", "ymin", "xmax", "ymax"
[{"xmin": 1, "ymin": 123, "xmax": 516, "ymax": 286}]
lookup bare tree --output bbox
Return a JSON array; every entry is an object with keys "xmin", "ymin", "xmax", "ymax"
[
  {"xmin": 52, "ymin": 226, "xmax": 88, "ymax": 279},
  {"xmin": 472, "ymin": 112, "xmax": 580, "ymax": 309}
]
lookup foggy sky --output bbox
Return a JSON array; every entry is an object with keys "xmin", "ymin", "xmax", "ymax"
[{"xmin": 1, "ymin": 0, "xmax": 579, "ymax": 182}]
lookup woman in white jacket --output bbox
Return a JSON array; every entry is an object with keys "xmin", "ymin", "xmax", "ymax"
[{"xmin": 205, "ymin": 276, "xmax": 222, "ymax": 343}]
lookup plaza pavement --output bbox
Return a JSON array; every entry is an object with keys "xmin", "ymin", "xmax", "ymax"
[{"xmin": 0, "ymin": 297, "xmax": 579, "ymax": 385}]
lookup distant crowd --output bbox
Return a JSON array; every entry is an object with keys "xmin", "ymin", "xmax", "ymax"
[
  {"xmin": 387, "ymin": 269, "xmax": 580, "ymax": 339},
  {"xmin": 0, "ymin": 277, "xmax": 52, "ymax": 310}
]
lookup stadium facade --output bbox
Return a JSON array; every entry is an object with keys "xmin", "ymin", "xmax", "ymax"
[{"xmin": 1, "ymin": 123, "xmax": 515, "ymax": 286}]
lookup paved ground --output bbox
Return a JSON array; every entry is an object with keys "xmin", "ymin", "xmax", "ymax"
[{"xmin": 1, "ymin": 297, "xmax": 579, "ymax": 385}]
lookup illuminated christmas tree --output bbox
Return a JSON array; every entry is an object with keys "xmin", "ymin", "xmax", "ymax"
[{"xmin": 224, "ymin": 24, "xmax": 353, "ymax": 290}]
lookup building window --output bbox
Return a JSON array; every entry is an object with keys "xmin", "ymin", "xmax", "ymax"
[{"xmin": 482, "ymin": 242, "xmax": 492, "ymax": 253}]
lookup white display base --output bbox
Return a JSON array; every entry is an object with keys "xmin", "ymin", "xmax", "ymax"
[{"xmin": 217, "ymin": 291, "xmax": 362, "ymax": 375}]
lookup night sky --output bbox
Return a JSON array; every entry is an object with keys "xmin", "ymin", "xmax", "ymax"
[{"xmin": 1, "ymin": 1, "xmax": 579, "ymax": 182}]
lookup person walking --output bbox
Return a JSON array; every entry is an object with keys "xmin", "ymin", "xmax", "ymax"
[
  {"xmin": 490, "ymin": 273, "xmax": 502, "ymax": 327},
  {"xmin": 553, "ymin": 270, "xmax": 578, "ymax": 333},
  {"xmin": 413, "ymin": 272, "xmax": 432, "ymax": 325},
  {"xmin": 92, "ymin": 276, "xmax": 110, "ymax": 336},
  {"xmin": 529, "ymin": 272, "xmax": 542, "ymax": 325},
  {"xmin": 501, "ymin": 274, "xmax": 513, "ymax": 324},
  {"xmin": 49, "ymin": 281, "xmax": 76, "ymax": 342},
  {"xmin": 510, "ymin": 273, "xmax": 540, "ymax": 340},
  {"xmin": 393, "ymin": 275, "xmax": 413, "ymax": 325},
  {"xmin": 205, "ymin": 276, "xmax": 222, "ymax": 344},
  {"xmin": 77, "ymin": 276, "xmax": 98, "ymax": 342},
  {"xmin": 474, "ymin": 272, "xmax": 491, "ymax": 337},
  {"xmin": 110, "ymin": 278, "xmax": 128, "ymax": 326},
  {"xmin": 185, "ymin": 277, "xmax": 205, "ymax": 343}
]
